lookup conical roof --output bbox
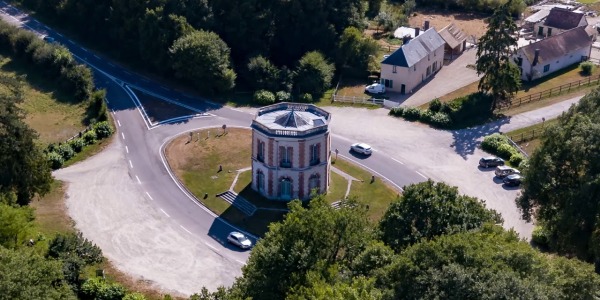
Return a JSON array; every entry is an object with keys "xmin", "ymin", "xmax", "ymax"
[{"xmin": 273, "ymin": 109, "xmax": 310, "ymax": 128}]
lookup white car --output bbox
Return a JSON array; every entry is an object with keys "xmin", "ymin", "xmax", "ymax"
[
  {"xmin": 350, "ymin": 143, "xmax": 372, "ymax": 155},
  {"xmin": 365, "ymin": 83, "xmax": 385, "ymax": 94},
  {"xmin": 227, "ymin": 231, "xmax": 252, "ymax": 249}
]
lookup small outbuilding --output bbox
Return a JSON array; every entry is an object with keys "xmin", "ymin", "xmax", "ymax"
[
  {"xmin": 438, "ymin": 23, "xmax": 468, "ymax": 59},
  {"xmin": 534, "ymin": 7, "xmax": 587, "ymax": 38}
]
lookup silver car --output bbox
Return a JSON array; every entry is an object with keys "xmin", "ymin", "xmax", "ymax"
[
  {"xmin": 351, "ymin": 143, "xmax": 372, "ymax": 155},
  {"xmin": 227, "ymin": 232, "xmax": 252, "ymax": 249}
]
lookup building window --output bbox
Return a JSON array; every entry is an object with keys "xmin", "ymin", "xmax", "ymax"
[
  {"xmin": 279, "ymin": 146, "xmax": 292, "ymax": 168},
  {"xmin": 392, "ymin": 65, "xmax": 397, "ymax": 73},
  {"xmin": 310, "ymin": 144, "xmax": 320, "ymax": 166},
  {"xmin": 428, "ymin": 54, "xmax": 430, "ymax": 61},
  {"xmin": 382, "ymin": 79, "xmax": 393, "ymax": 88},
  {"xmin": 413, "ymin": 66, "xmax": 416, "ymax": 71},
  {"xmin": 308, "ymin": 174, "xmax": 321, "ymax": 195},
  {"xmin": 426, "ymin": 66, "xmax": 431, "ymax": 76},
  {"xmin": 433, "ymin": 61, "xmax": 437, "ymax": 71},
  {"xmin": 517, "ymin": 57, "xmax": 523, "ymax": 66},
  {"xmin": 257, "ymin": 140, "xmax": 265, "ymax": 162},
  {"xmin": 543, "ymin": 64, "xmax": 550, "ymax": 73},
  {"xmin": 280, "ymin": 177, "xmax": 292, "ymax": 198},
  {"xmin": 256, "ymin": 170, "xmax": 264, "ymax": 192}
]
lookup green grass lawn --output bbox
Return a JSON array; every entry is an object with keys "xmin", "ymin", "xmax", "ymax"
[
  {"xmin": 506, "ymin": 118, "xmax": 558, "ymax": 155},
  {"xmin": 167, "ymin": 128, "xmax": 400, "ymax": 235},
  {"xmin": 0, "ymin": 54, "xmax": 88, "ymax": 144}
]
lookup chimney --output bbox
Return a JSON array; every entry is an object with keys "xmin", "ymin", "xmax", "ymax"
[
  {"xmin": 424, "ymin": 20, "xmax": 430, "ymax": 31},
  {"xmin": 415, "ymin": 27, "xmax": 420, "ymax": 36},
  {"xmin": 532, "ymin": 48, "xmax": 540, "ymax": 66},
  {"xmin": 402, "ymin": 35, "xmax": 412, "ymax": 44}
]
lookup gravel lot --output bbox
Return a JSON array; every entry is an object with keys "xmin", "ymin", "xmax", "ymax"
[{"xmin": 54, "ymin": 138, "xmax": 241, "ymax": 296}]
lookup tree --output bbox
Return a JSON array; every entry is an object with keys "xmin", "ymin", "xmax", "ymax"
[
  {"xmin": 0, "ymin": 247, "xmax": 76, "ymax": 299},
  {"xmin": 170, "ymin": 29, "xmax": 236, "ymax": 93},
  {"xmin": 0, "ymin": 203, "xmax": 34, "ymax": 248},
  {"xmin": 293, "ymin": 51, "xmax": 335, "ymax": 99},
  {"xmin": 379, "ymin": 180, "xmax": 502, "ymax": 252},
  {"xmin": 287, "ymin": 275, "xmax": 383, "ymax": 300},
  {"xmin": 236, "ymin": 196, "xmax": 373, "ymax": 300},
  {"xmin": 476, "ymin": 0, "xmax": 521, "ymax": 111},
  {"xmin": 376, "ymin": 225, "xmax": 600, "ymax": 299},
  {"xmin": 403, "ymin": 0, "xmax": 416, "ymax": 16},
  {"xmin": 245, "ymin": 55, "xmax": 280, "ymax": 91},
  {"xmin": 0, "ymin": 75, "xmax": 52, "ymax": 205},
  {"xmin": 336, "ymin": 27, "xmax": 379, "ymax": 75},
  {"xmin": 516, "ymin": 89, "xmax": 600, "ymax": 268}
]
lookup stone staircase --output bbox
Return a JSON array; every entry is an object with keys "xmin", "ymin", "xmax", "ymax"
[{"xmin": 216, "ymin": 191, "xmax": 257, "ymax": 216}]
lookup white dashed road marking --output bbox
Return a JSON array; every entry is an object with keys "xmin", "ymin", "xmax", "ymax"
[
  {"xmin": 125, "ymin": 146, "xmax": 129, "ymax": 153},
  {"xmin": 145, "ymin": 192, "xmax": 153, "ymax": 201},
  {"xmin": 180, "ymin": 225, "xmax": 192, "ymax": 235},
  {"xmin": 136, "ymin": 175, "xmax": 141, "ymax": 184},
  {"xmin": 129, "ymin": 160, "xmax": 133, "ymax": 168},
  {"xmin": 117, "ymin": 120, "xmax": 121, "ymax": 127},
  {"xmin": 416, "ymin": 171, "xmax": 427, "ymax": 179},
  {"xmin": 391, "ymin": 157, "xmax": 404, "ymax": 165},
  {"xmin": 160, "ymin": 209, "xmax": 170, "ymax": 218},
  {"xmin": 121, "ymin": 132, "xmax": 125, "ymax": 139}
]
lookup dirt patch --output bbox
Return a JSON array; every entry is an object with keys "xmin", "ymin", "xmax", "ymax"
[{"xmin": 409, "ymin": 9, "xmax": 489, "ymax": 38}]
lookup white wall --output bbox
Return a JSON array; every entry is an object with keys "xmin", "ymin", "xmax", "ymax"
[
  {"xmin": 514, "ymin": 45, "xmax": 591, "ymax": 81},
  {"xmin": 380, "ymin": 44, "xmax": 445, "ymax": 94}
]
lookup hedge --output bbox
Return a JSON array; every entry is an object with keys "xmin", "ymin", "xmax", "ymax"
[{"xmin": 481, "ymin": 133, "xmax": 527, "ymax": 168}]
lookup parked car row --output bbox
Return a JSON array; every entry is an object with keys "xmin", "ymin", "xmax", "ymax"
[{"xmin": 479, "ymin": 156, "xmax": 522, "ymax": 187}]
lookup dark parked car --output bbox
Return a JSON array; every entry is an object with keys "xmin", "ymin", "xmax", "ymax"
[
  {"xmin": 479, "ymin": 156, "xmax": 505, "ymax": 168},
  {"xmin": 503, "ymin": 174, "xmax": 522, "ymax": 187}
]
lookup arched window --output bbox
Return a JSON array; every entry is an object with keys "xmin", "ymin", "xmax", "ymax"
[
  {"xmin": 256, "ymin": 170, "xmax": 265, "ymax": 192},
  {"xmin": 280, "ymin": 177, "xmax": 292, "ymax": 198},
  {"xmin": 308, "ymin": 173, "xmax": 320, "ymax": 195}
]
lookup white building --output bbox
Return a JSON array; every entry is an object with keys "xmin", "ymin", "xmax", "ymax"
[
  {"xmin": 513, "ymin": 27, "xmax": 592, "ymax": 81},
  {"xmin": 380, "ymin": 28, "xmax": 446, "ymax": 94},
  {"xmin": 534, "ymin": 7, "xmax": 587, "ymax": 37},
  {"xmin": 251, "ymin": 103, "xmax": 331, "ymax": 201}
]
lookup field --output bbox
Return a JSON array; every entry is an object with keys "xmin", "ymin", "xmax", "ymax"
[
  {"xmin": 0, "ymin": 54, "xmax": 88, "ymax": 144},
  {"xmin": 409, "ymin": 9, "xmax": 489, "ymax": 38}
]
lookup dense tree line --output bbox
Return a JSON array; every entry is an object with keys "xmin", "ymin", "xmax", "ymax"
[
  {"xmin": 191, "ymin": 181, "xmax": 600, "ymax": 299},
  {"xmin": 517, "ymin": 88, "xmax": 600, "ymax": 272},
  {"xmin": 14, "ymin": 0, "xmax": 380, "ymax": 100},
  {"xmin": 410, "ymin": 0, "xmax": 529, "ymax": 14}
]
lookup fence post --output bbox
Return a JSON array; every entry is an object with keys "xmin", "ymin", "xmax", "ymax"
[
  {"xmin": 559, "ymin": 85, "xmax": 562, "ymax": 94},
  {"xmin": 568, "ymin": 82, "xmax": 571, "ymax": 92},
  {"xmin": 521, "ymin": 132, "xmax": 524, "ymax": 141},
  {"xmin": 589, "ymin": 76, "xmax": 592, "ymax": 85}
]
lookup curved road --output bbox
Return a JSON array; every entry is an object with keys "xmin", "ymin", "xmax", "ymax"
[{"xmin": 0, "ymin": 0, "xmax": 430, "ymax": 287}]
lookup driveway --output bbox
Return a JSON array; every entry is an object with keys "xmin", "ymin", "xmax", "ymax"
[{"xmin": 389, "ymin": 47, "xmax": 480, "ymax": 107}]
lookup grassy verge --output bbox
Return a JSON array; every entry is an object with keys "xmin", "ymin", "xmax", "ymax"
[
  {"xmin": 166, "ymin": 128, "xmax": 399, "ymax": 235},
  {"xmin": 0, "ymin": 54, "xmax": 88, "ymax": 144},
  {"xmin": 506, "ymin": 118, "xmax": 558, "ymax": 155},
  {"xmin": 438, "ymin": 63, "xmax": 596, "ymax": 114}
]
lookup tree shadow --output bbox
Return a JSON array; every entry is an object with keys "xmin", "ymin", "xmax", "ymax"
[{"xmin": 450, "ymin": 116, "xmax": 511, "ymax": 159}]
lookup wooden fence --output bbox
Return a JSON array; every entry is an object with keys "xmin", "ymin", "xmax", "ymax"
[
  {"xmin": 332, "ymin": 94, "xmax": 384, "ymax": 105},
  {"xmin": 508, "ymin": 128, "xmax": 543, "ymax": 144},
  {"xmin": 502, "ymin": 74, "xmax": 600, "ymax": 109}
]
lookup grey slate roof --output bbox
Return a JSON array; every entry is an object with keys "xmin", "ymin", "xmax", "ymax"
[
  {"xmin": 543, "ymin": 7, "xmax": 585, "ymax": 30},
  {"xmin": 382, "ymin": 28, "xmax": 446, "ymax": 67},
  {"xmin": 438, "ymin": 23, "xmax": 467, "ymax": 49},
  {"xmin": 520, "ymin": 27, "xmax": 591, "ymax": 66},
  {"xmin": 274, "ymin": 110, "xmax": 309, "ymax": 128}
]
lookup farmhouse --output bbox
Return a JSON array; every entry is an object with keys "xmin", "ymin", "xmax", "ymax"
[
  {"xmin": 513, "ymin": 27, "xmax": 592, "ymax": 82},
  {"xmin": 380, "ymin": 28, "xmax": 445, "ymax": 94},
  {"xmin": 534, "ymin": 7, "xmax": 587, "ymax": 38}
]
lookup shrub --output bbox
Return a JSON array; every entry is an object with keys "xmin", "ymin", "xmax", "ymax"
[
  {"xmin": 56, "ymin": 143, "xmax": 75, "ymax": 161},
  {"xmin": 428, "ymin": 98, "xmax": 442, "ymax": 112},
  {"xmin": 253, "ymin": 90, "xmax": 276, "ymax": 105},
  {"xmin": 402, "ymin": 107, "xmax": 422, "ymax": 121},
  {"xmin": 69, "ymin": 138, "xmax": 86, "ymax": 153},
  {"xmin": 428, "ymin": 112, "xmax": 452, "ymax": 128},
  {"xmin": 47, "ymin": 152, "xmax": 64, "ymax": 170},
  {"xmin": 81, "ymin": 277, "xmax": 126, "ymax": 300},
  {"xmin": 83, "ymin": 129, "xmax": 97, "ymax": 145},
  {"xmin": 481, "ymin": 133, "xmax": 509, "ymax": 153},
  {"xmin": 531, "ymin": 226, "xmax": 550, "ymax": 248},
  {"xmin": 497, "ymin": 143, "xmax": 517, "ymax": 159},
  {"xmin": 419, "ymin": 110, "xmax": 433, "ymax": 123},
  {"xmin": 93, "ymin": 121, "xmax": 113, "ymax": 139},
  {"xmin": 389, "ymin": 106, "xmax": 405, "ymax": 117},
  {"xmin": 90, "ymin": 89, "xmax": 108, "ymax": 122},
  {"xmin": 580, "ymin": 61, "xmax": 595, "ymax": 76},
  {"xmin": 299, "ymin": 93, "xmax": 313, "ymax": 103},
  {"xmin": 275, "ymin": 91, "xmax": 291, "ymax": 102},
  {"xmin": 509, "ymin": 153, "xmax": 525, "ymax": 167}
]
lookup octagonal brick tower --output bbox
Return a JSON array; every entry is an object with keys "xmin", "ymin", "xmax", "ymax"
[{"xmin": 251, "ymin": 102, "xmax": 331, "ymax": 201}]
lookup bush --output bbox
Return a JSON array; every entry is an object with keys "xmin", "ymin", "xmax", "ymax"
[
  {"xmin": 275, "ymin": 91, "xmax": 291, "ymax": 102},
  {"xmin": 428, "ymin": 98, "xmax": 442, "ymax": 112},
  {"xmin": 531, "ymin": 226, "xmax": 550, "ymax": 248},
  {"xmin": 509, "ymin": 153, "xmax": 525, "ymax": 167},
  {"xmin": 69, "ymin": 138, "xmax": 86, "ymax": 153},
  {"xmin": 56, "ymin": 143, "xmax": 75, "ymax": 161},
  {"xmin": 93, "ymin": 121, "xmax": 113, "ymax": 139},
  {"xmin": 419, "ymin": 110, "xmax": 433, "ymax": 123},
  {"xmin": 481, "ymin": 133, "xmax": 509, "ymax": 153},
  {"xmin": 47, "ymin": 152, "xmax": 64, "ymax": 170},
  {"xmin": 253, "ymin": 90, "xmax": 276, "ymax": 105},
  {"xmin": 81, "ymin": 277, "xmax": 126, "ymax": 300},
  {"xmin": 402, "ymin": 107, "xmax": 422, "ymax": 121},
  {"xmin": 580, "ymin": 62, "xmax": 595, "ymax": 76},
  {"xmin": 428, "ymin": 112, "xmax": 452, "ymax": 128},
  {"xmin": 389, "ymin": 106, "xmax": 405, "ymax": 117},
  {"xmin": 82, "ymin": 129, "xmax": 98, "ymax": 145},
  {"xmin": 497, "ymin": 143, "xmax": 517, "ymax": 159},
  {"xmin": 299, "ymin": 93, "xmax": 313, "ymax": 103}
]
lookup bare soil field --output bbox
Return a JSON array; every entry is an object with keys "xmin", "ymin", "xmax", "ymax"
[{"xmin": 409, "ymin": 9, "xmax": 489, "ymax": 39}]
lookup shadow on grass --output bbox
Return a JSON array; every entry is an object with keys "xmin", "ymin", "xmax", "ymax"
[{"xmin": 209, "ymin": 205, "xmax": 286, "ymax": 239}]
